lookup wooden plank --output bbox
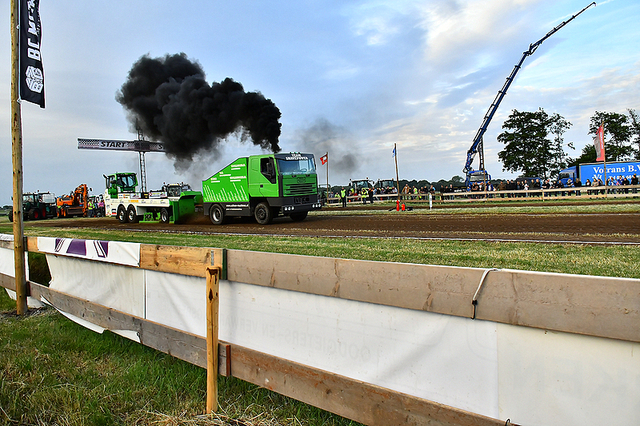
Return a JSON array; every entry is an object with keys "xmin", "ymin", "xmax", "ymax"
[
  {"xmin": 0, "ymin": 272, "xmax": 16, "ymax": 291},
  {"xmin": 476, "ymin": 269, "xmax": 640, "ymax": 343},
  {"xmin": 206, "ymin": 267, "xmax": 220, "ymax": 413},
  {"xmin": 26, "ymin": 236, "xmax": 38, "ymax": 252},
  {"xmin": 226, "ymin": 250, "xmax": 640, "ymax": 343},
  {"xmin": 139, "ymin": 244, "xmax": 225, "ymax": 278},
  {"xmin": 228, "ymin": 343, "xmax": 509, "ymax": 426},
  {"xmin": 28, "ymin": 281, "xmax": 231, "ymax": 375}
]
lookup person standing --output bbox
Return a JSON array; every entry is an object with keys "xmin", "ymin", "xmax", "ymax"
[{"xmin": 340, "ymin": 187, "xmax": 347, "ymax": 208}]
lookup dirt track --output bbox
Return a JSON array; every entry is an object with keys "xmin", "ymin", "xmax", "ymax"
[{"xmin": 29, "ymin": 202, "xmax": 640, "ymax": 244}]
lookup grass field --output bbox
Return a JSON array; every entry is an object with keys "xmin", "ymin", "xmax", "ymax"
[{"xmin": 1, "ymin": 202, "xmax": 639, "ymax": 425}]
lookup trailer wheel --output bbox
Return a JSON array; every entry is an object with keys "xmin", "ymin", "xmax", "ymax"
[
  {"xmin": 127, "ymin": 205, "xmax": 139, "ymax": 223},
  {"xmin": 290, "ymin": 211, "xmax": 308, "ymax": 222},
  {"xmin": 209, "ymin": 204, "xmax": 225, "ymax": 225},
  {"xmin": 117, "ymin": 205, "xmax": 128, "ymax": 223},
  {"xmin": 160, "ymin": 208, "xmax": 170, "ymax": 224},
  {"xmin": 254, "ymin": 202, "xmax": 273, "ymax": 225}
]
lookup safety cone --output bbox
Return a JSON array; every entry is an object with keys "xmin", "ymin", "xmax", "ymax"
[
  {"xmin": 396, "ymin": 200, "xmax": 400, "ymax": 211},
  {"xmin": 401, "ymin": 203, "xmax": 406, "ymax": 211}
]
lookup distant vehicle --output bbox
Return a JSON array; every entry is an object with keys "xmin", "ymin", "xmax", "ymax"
[
  {"xmin": 559, "ymin": 160, "xmax": 640, "ymax": 187},
  {"xmin": 349, "ymin": 179, "xmax": 374, "ymax": 193},
  {"xmin": 466, "ymin": 170, "xmax": 492, "ymax": 189},
  {"xmin": 57, "ymin": 184, "xmax": 89, "ymax": 218},
  {"xmin": 463, "ymin": 3, "xmax": 595, "ymax": 188},
  {"xmin": 317, "ymin": 184, "xmax": 331, "ymax": 205},
  {"xmin": 374, "ymin": 179, "xmax": 396, "ymax": 191},
  {"xmin": 104, "ymin": 172, "xmax": 202, "ymax": 224},
  {"xmin": 8, "ymin": 192, "xmax": 57, "ymax": 222}
]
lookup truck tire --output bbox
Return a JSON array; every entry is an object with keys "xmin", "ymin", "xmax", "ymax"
[
  {"xmin": 209, "ymin": 204, "xmax": 225, "ymax": 225},
  {"xmin": 8, "ymin": 211, "xmax": 13, "ymax": 222},
  {"xmin": 160, "ymin": 208, "xmax": 170, "ymax": 224},
  {"xmin": 32, "ymin": 209, "xmax": 41, "ymax": 220},
  {"xmin": 290, "ymin": 211, "xmax": 308, "ymax": 222},
  {"xmin": 254, "ymin": 202, "xmax": 273, "ymax": 225},
  {"xmin": 117, "ymin": 205, "xmax": 128, "ymax": 223},
  {"xmin": 127, "ymin": 205, "xmax": 139, "ymax": 223}
]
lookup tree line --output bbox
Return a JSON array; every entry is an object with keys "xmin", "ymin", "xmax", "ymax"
[{"xmin": 497, "ymin": 108, "xmax": 640, "ymax": 180}]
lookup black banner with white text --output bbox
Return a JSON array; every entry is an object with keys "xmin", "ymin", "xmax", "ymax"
[{"xmin": 20, "ymin": 0, "xmax": 45, "ymax": 108}]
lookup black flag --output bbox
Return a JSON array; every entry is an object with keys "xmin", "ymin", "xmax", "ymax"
[{"xmin": 20, "ymin": 0, "xmax": 45, "ymax": 108}]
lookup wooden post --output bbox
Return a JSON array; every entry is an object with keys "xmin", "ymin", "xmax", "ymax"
[
  {"xmin": 206, "ymin": 266, "xmax": 220, "ymax": 413},
  {"xmin": 11, "ymin": 0, "xmax": 27, "ymax": 315}
]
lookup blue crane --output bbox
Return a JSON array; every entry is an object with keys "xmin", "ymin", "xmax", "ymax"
[{"xmin": 463, "ymin": 2, "xmax": 596, "ymax": 187}]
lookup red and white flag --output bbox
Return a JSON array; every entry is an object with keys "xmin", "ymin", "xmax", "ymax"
[
  {"xmin": 320, "ymin": 154, "xmax": 328, "ymax": 165},
  {"xmin": 594, "ymin": 124, "xmax": 605, "ymax": 162}
]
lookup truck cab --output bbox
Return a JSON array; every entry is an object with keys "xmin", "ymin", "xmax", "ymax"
[{"xmin": 203, "ymin": 152, "xmax": 322, "ymax": 225}]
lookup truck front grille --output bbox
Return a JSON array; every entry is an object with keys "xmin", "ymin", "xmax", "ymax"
[{"xmin": 284, "ymin": 183, "xmax": 315, "ymax": 196}]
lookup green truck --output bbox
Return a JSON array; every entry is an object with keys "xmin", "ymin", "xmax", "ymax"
[{"xmin": 202, "ymin": 152, "xmax": 321, "ymax": 225}]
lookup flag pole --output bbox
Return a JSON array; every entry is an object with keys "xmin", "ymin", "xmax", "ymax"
[
  {"xmin": 325, "ymin": 151, "xmax": 329, "ymax": 197},
  {"xmin": 394, "ymin": 143, "xmax": 400, "ymax": 200},
  {"xmin": 11, "ymin": 0, "xmax": 27, "ymax": 315}
]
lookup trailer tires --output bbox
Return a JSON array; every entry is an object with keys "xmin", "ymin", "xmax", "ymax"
[
  {"xmin": 117, "ymin": 205, "xmax": 128, "ymax": 223},
  {"xmin": 254, "ymin": 202, "xmax": 273, "ymax": 225},
  {"xmin": 127, "ymin": 205, "xmax": 139, "ymax": 223},
  {"xmin": 160, "ymin": 208, "xmax": 170, "ymax": 224},
  {"xmin": 209, "ymin": 204, "xmax": 225, "ymax": 225},
  {"xmin": 290, "ymin": 211, "xmax": 308, "ymax": 222}
]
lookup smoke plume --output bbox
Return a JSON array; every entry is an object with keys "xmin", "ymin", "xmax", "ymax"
[
  {"xmin": 116, "ymin": 53, "xmax": 282, "ymax": 164},
  {"xmin": 297, "ymin": 118, "xmax": 359, "ymax": 175}
]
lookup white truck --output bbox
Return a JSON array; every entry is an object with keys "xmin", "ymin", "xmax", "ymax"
[{"xmin": 104, "ymin": 172, "xmax": 202, "ymax": 224}]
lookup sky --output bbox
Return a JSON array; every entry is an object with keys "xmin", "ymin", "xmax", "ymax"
[{"xmin": 1, "ymin": 0, "xmax": 639, "ymax": 205}]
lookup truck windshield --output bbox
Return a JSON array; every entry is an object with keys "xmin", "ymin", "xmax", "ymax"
[{"xmin": 276, "ymin": 157, "xmax": 316, "ymax": 175}]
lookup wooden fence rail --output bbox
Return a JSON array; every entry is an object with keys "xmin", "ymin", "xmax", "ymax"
[{"xmin": 2, "ymin": 235, "xmax": 640, "ymax": 425}]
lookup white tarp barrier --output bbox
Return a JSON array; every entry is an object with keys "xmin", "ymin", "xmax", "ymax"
[
  {"xmin": 38, "ymin": 237, "xmax": 140, "ymax": 267},
  {"xmin": 0, "ymin": 236, "xmax": 43, "ymax": 308},
  {"xmin": 138, "ymin": 268, "xmax": 640, "ymax": 425},
  {"xmin": 144, "ymin": 272, "xmax": 500, "ymax": 418},
  {"xmin": 47, "ymin": 255, "xmax": 145, "ymax": 318},
  {"xmin": 497, "ymin": 323, "xmax": 640, "ymax": 425}
]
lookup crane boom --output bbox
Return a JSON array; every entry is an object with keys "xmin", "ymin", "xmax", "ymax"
[{"xmin": 463, "ymin": 2, "xmax": 596, "ymax": 181}]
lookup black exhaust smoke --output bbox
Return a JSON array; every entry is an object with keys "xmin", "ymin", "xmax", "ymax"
[{"xmin": 116, "ymin": 53, "xmax": 282, "ymax": 164}]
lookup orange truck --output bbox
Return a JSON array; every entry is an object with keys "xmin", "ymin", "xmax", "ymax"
[{"xmin": 57, "ymin": 184, "xmax": 89, "ymax": 218}]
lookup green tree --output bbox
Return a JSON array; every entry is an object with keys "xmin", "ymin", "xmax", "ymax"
[
  {"xmin": 497, "ymin": 108, "xmax": 572, "ymax": 179},
  {"xmin": 588, "ymin": 111, "xmax": 633, "ymax": 161}
]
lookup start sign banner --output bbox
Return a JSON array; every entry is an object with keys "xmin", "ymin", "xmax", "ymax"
[{"xmin": 20, "ymin": 0, "xmax": 45, "ymax": 108}]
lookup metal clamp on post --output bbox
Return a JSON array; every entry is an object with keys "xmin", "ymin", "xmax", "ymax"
[{"xmin": 472, "ymin": 268, "xmax": 498, "ymax": 319}]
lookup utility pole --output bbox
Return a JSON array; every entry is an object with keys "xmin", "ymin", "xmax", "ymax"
[{"xmin": 11, "ymin": 0, "xmax": 27, "ymax": 315}]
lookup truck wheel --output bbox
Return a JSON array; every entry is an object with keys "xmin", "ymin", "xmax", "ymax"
[
  {"xmin": 160, "ymin": 208, "xmax": 170, "ymax": 224},
  {"xmin": 209, "ymin": 204, "xmax": 225, "ymax": 225},
  {"xmin": 254, "ymin": 202, "xmax": 273, "ymax": 225},
  {"xmin": 117, "ymin": 205, "xmax": 128, "ymax": 223},
  {"xmin": 127, "ymin": 205, "xmax": 139, "ymax": 223},
  {"xmin": 8, "ymin": 211, "xmax": 13, "ymax": 222},
  {"xmin": 32, "ymin": 209, "xmax": 41, "ymax": 220},
  {"xmin": 290, "ymin": 211, "xmax": 308, "ymax": 222}
]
